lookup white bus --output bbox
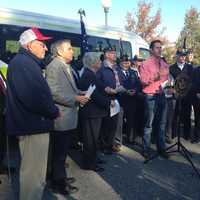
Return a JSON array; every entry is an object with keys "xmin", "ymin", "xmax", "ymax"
[{"xmin": 0, "ymin": 7, "xmax": 149, "ymax": 64}]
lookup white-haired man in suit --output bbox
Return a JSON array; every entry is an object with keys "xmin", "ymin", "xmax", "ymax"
[{"xmin": 46, "ymin": 39, "xmax": 89, "ymax": 196}]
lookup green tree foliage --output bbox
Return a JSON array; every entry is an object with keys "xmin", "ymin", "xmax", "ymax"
[{"xmin": 177, "ymin": 7, "xmax": 200, "ymax": 65}]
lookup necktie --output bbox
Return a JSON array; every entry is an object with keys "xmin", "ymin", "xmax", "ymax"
[
  {"xmin": 125, "ymin": 70, "xmax": 129, "ymax": 78},
  {"xmin": 0, "ymin": 76, "xmax": 6, "ymax": 95}
]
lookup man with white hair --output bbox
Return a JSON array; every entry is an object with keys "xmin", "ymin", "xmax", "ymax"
[{"xmin": 6, "ymin": 27, "xmax": 59, "ymax": 200}]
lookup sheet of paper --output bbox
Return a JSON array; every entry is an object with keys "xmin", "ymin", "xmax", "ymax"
[
  {"xmin": 85, "ymin": 84, "xmax": 96, "ymax": 98},
  {"xmin": 110, "ymin": 99, "xmax": 120, "ymax": 117}
]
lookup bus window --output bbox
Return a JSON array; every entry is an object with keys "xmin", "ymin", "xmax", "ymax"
[
  {"xmin": 88, "ymin": 36, "xmax": 132, "ymax": 58},
  {"xmin": 73, "ymin": 47, "xmax": 81, "ymax": 59},
  {"xmin": 139, "ymin": 48, "xmax": 150, "ymax": 60},
  {"xmin": 6, "ymin": 40, "xmax": 19, "ymax": 53}
]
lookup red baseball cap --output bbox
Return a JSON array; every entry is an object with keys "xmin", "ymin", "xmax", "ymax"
[{"xmin": 19, "ymin": 27, "xmax": 52, "ymax": 45}]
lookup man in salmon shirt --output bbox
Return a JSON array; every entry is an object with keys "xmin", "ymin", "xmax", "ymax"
[{"xmin": 140, "ymin": 40, "xmax": 170, "ymax": 160}]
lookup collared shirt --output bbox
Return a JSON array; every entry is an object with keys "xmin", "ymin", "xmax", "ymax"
[
  {"xmin": 139, "ymin": 56, "xmax": 169, "ymax": 95},
  {"xmin": 103, "ymin": 60, "xmax": 121, "ymax": 88},
  {"xmin": 122, "ymin": 69, "xmax": 129, "ymax": 77},
  {"xmin": 177, "ymin": 62, "xmax": 185, "ymax": 71}
]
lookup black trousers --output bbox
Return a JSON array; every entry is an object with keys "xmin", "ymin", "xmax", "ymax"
[
  {"xmin": 47, "ymin": 130, "xmax": 73, "ymax": 183},
  {"xmin": 81, "ymin": 118, "xmax": 102, "ymax": 168},
  {"xmin": 0, "ymin": 115, "xmax": 5, "ymax": 165},
  {"xmin": 192, "ymin": 97, "xmax": 200, "ymax": 139},
  {"xmin": 172, "ymin": 97, "xmax": 191, "ymax": 139},
  {"xmin": 100, "ymin": 114, "xmax": 118, "ymax": 149}
]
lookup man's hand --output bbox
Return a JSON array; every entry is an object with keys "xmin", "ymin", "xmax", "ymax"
[
  {"xmin": 75, "ymin": 95, "xmax": 90, "ymax": 106},
  {"xmin": 115, "ymin": 85, "xmax": 126, "ymax": 93},
  {"xmin": 105, "ymin": 87, "xmax": 117, "ymax": 94},
  {"xmin": 57, "ymin": 110, "xmax": 63, "ymax": 118}
]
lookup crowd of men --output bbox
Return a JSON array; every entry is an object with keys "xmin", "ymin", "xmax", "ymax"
[{"xmin": 0, "ymin": 27, "xmax": 200, "ymax": 200}]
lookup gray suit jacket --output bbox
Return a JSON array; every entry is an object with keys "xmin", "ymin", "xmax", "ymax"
[{"xmin": 46, "ymin": 57, "xmax": 79, "ymax": 131}]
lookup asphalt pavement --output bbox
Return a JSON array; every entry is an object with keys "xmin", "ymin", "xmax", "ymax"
[{"xmin": 0, "ymin": 138, "xmax": 200, "ymax": 200}]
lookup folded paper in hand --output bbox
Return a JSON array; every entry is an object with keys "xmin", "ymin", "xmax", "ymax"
[
  {"xmin": 85, "ymin": 84, "xmax": 96, "ymax": 98},
  {"xmin": 110, "ymin": 99, "xmax": 120, "ymax": 117}
]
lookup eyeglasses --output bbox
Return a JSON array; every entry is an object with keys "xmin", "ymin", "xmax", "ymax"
[{"xmin": 31, "ymin": 40, "xmax": 47, "ymax": 49}]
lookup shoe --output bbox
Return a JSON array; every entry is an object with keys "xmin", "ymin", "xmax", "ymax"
[
  {"xmin": 97, "ymin": 158, "xmax": 106, "ymax": 165},
  {"xmin": 166, "ymin": 137, "xmax": 173, "ymax": 144},
  {"xmin": 65, "ymin": 177, "xmax": 76, "ymax": 184},
  {"xmin": 142, "ymin": 150, "xmax": 151, "ymax": 160},
  {"xmin": 159, "ymin": 150, "xmax": 170, "ymax": 159},
  {"xmin": 93, "ymin": 165, "xmax": 105, "ymax": 172},
  {"xmin": 112, "ymin": 144, "xmax": 121, "ymax": 152},
  {"xmin": 65, "ymin": 183, "xmax": 79, "ymax": 194},
  {"xmin": 191, "ymin": 137, "xmax": 200, "ymax": 144},
  {"xmin": 51, "ymin": 182, "xmax": 79, "ymax": 195}
]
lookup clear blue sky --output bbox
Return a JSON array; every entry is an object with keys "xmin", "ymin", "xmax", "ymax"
[{"xmin": 0, "ymin": 0, "xmax": 200, "ymax": 42}]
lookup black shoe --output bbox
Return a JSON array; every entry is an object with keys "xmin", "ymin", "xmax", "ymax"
[
  {"xmin": 65, "ymin": 177, "xmax": 76, "ymax": 184},
  {"xmin": 142, "ymin": 150, "xmax": 151, "ymax": 160},
  {"xmin": 51, "ymin": 183, "xmax": 79, "ymax": 195},
  {"xmin": 97, "ymin": 158, "xmax": 106, "ymax": 165},
  {"xmin": 159, "ymin": 150, "xmax": 169, "ymax": 159},
  {"xmin": 191, "ymin": 137, "xmax": 200, "ymax": 144},
  {"xmin": 65, "ymin": 183, "xmax": 79, "ymax": 194},
  {"xmin": 166, "ymin": 137, "xmax": 173, "ymax": 144},
  {"xmin": 93, "ymin": 165, "xmax": 105, "ymax": 172}
]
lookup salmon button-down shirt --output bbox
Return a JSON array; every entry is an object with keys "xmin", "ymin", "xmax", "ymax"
[{"xmin": 139, "ymin": 56, "xmax": 169, "ymax": 95}]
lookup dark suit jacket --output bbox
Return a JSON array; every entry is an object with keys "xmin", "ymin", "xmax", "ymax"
[
  {"xmin": 169, "ymin": 63, "xmax": 193, "ymax": 80},
  {"xmin": 46, "ymin": 57, "xmax": 79, "ymax": 131},
  {"xmin": 170, "ymin": 63, "xmax": 194, "ymax": 98},
  {"xmin": 78, "ymin": 68, "xmax": 110, "ymax": 119},
  {"xmin": 117, "ymin": 67, "xmax": 142, "ymax": 107},
  {"xmin": 192, "ymin": 66, "xmax": 200, "ymax": 94},
  {"xmin": 0, "ymin": 72, "xmax": 5, "ymax": 116}
]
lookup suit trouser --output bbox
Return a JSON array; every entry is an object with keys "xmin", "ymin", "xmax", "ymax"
[
  {"xmin": 166, "ymin": 98, "xmax": 176, "ymax": 140},
  {"xmin": 114, "ymin": 108, "xmax": 123, "ymax": 145},
  {"xmin": 47, "ymin": 130, "xmax": 73, "ymax": 182},
  {"xmin": 192, "ymin": 97, "xmax": 200, "ymax": 139},
  {"xmin": 81, "ymin": 118, "xmax": 102, "ymax": 168},
  {"xmin": 0, "ymin": 115, "xmax": 5, "ymax": 165},
  {"xmin": 101, "ymin": 114, "xmax": 118, "ymax": 149},
  {"xmin": 172, "ymin": 96, "xmax": 191, "ymax": 139},
  {"xmin": 19, "ymin": 133, "xmax": 49, "ymax": 200}
]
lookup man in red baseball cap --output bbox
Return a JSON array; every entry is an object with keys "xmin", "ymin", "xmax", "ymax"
[
  {"xmin": 18, "ymin": 27, "xmax": 51, "ymax": 59},
  {"xmin": 6, "ymin": 27, "xmax": 59, "ymax": 200}
]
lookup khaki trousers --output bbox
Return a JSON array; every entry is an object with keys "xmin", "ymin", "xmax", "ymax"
[{"xmin": 19, "ymin": 133, "xmax": 49, "ymax": 200}]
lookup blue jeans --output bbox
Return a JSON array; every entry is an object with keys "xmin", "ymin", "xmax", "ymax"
[{"xmin": 143, "ymin": 94, "xmax": 167, "ymax": 151}]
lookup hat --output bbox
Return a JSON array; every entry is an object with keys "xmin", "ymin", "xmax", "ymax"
[
  {"xmin": 120, "ymin": 54, "xmax": 130, "ymax": 62},
  {"xmin": 131, "ymin": 55, "xmax": 143, "ymax": 63},
  {"xmin": 19, "ymin": 27, "xmax": 52, "ymax": 45},
  {"xmin": 176, "ymin": 49, "xmax": 187, "ymax": 57},
  {"xmin": 103, "ymin": 46, "xmax": 116, "ymax": 53}
]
